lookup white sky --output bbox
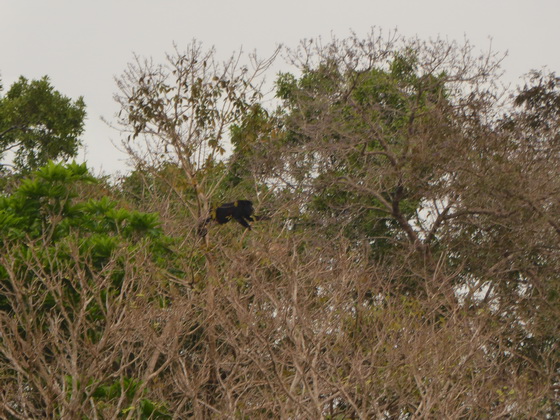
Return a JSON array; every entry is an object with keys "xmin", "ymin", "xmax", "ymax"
[{"xmin": 2, "ymin": 0, "xmax": 559, "ymax": 175}]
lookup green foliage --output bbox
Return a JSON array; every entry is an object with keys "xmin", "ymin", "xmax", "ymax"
[
  {"xmin": 0, "ymin": 76, "xmax": 86, "ymax": 172},
  {"xmin": 94, "ymin": 378, "xmax": 172, "ymax": 419},
  {"xmin": 272, "ymin": 53, "xmax": 443, "ymax": 246},
  {"xmin": 227, "ymin": 104, "xmax": 277, "ymax": 196},
  {"xmin": 91, "ymin": 376, "xmax": 141, "ymax": 400},
  {"xmin": 0, "ymin": 161, "xmax": 174, "ymax": 312},
  {"xmin": 60, "ymin": 376, "xmax": 172, "ymax": 419}
]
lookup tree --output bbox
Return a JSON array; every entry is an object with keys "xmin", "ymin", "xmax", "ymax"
[
  {"xmin": 0, "ymin": 162, "xmax": 178, "ymax": 418},
  {"xmin": 267, "ymin": 35, "xmax": 505, "ymax": 254},
  {"xmin": 5, "ymin": 33, "xmax": 558, "ymax": 419},
  {"xmin": 114, "ymin": 42, "xmax": 278, "ymax": 230},
  {"xmin": 226, "ymin": 31, "xmax": 560, "ymax": 416},
  {"xmin": 0, "ymin": 76, "xmax": 86, "ymax": 172}
]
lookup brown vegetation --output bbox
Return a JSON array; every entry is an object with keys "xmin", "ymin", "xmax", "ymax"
[{"xmin": 1, "ymin": 31, "xmax": 558, "ymax": 418}]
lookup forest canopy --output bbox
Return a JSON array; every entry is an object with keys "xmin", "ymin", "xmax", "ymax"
[{"xmin": 1, "ymin": 31, "xmax": 559, "ymax": 418}]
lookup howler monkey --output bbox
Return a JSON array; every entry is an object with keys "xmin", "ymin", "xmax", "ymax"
[{"xmin": 200, "ymin": 200, "xmax": 266, "ymax": 235}]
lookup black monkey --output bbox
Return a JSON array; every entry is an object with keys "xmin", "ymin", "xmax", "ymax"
[
  {"xmin": 200, "ymin": 200, "xmax": 266, "ymax": 234},
  {"xmin": 212, "ymin": 200, "xmax": 255, "ymax": 228}
]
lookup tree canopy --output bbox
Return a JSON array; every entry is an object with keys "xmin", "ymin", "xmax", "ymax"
[
  {"xmin": 0, "ymin": 76, "xmax": 86, "ymax": 172},
  {"xmin": 1, "ymin": 32, "xmax": 559, "ymax": 418}
]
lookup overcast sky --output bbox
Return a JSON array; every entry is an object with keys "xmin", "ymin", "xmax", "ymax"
[{"xmin": 2, "ymin": 0, "xmax": 559, "ymax": 175}]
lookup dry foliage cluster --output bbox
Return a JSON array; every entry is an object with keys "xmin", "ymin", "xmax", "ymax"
[{"xmin": 1, "ymin": 31, "xmax": 559, "ymax": 418}]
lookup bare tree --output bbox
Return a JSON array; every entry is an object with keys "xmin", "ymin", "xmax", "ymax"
[{"xmin": 114, "ymin": 41, "xmax": 278, "ymax": 228}]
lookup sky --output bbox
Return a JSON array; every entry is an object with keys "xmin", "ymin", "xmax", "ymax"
[{"xmin": 2, "ymin": 0, "xmax": 559, "ymax": 175}]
